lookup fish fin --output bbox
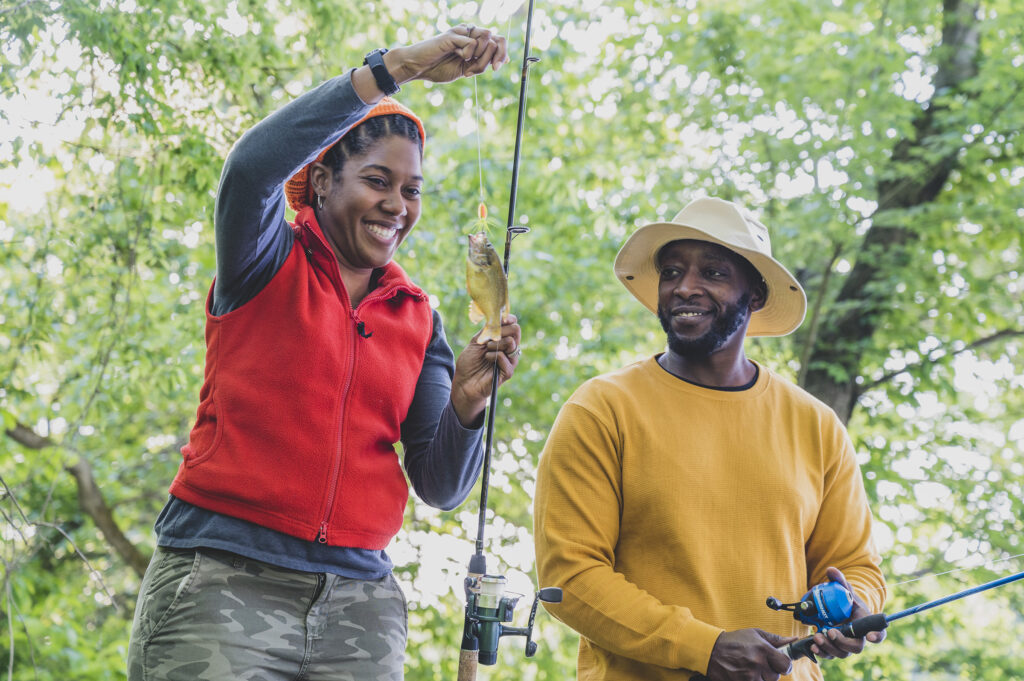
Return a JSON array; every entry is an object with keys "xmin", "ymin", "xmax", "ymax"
[
  {"xmin": 468, "ymin": 300, "xmax": 485, "ymax": 323},
  {"xmin": 477, "ymin": 321, "xmax": 502, "ymax": 344}
]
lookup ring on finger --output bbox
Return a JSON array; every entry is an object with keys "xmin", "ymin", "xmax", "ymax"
[{"xmin": 509, "ymin": 346, "xmax": 521, "ymax": 359}]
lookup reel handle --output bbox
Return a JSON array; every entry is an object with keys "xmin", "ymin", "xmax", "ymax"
[{"xmin": 784, "ymin": 613, "xmax": 889, "ymax": 662}]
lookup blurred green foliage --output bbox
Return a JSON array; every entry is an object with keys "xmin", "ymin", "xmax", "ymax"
[{"xmin": 1, "ymin": 0, "xmax": 1022, "ymax": 679}]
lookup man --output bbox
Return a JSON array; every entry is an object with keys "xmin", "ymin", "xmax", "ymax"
[{"xmin": 534, "ymin": 197, "xmax": 886, "ymax": 681}]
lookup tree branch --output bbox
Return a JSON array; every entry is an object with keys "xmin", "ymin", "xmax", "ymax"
[
  {"xmin": 862, "ymin": 328, "xmax": 1024, "ymax": 392},
  {"xmin": 64, "ymin": 460, "xmax": 150, "ymax": 577},
  {"xmin": 4, "ymin": 423, "xmax": 52, "ymax": 450},
  {"xmin": 31, "ymin": 519, "xmax": 126, "ymax": 613},
  {"xmin": 4, "ymin": 422, "xmax": 151, "ymax": 577}
]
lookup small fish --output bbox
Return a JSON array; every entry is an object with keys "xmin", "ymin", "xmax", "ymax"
[{"xmin": 466, "ymin": 231, "xmax": 509, "ymax": 344}]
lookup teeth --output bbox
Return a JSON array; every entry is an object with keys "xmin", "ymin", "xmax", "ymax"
[
  {"xmin": 675, "ymin": 311, "xmax": 705, "ymax": 317},
  {"xmin": 366, "ymin": 222, "xmax": 398, "ymax": 239}
]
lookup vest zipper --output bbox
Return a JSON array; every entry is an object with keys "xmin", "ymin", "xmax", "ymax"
[
  {"xmin": 318, "ymin": 308, "xmax": 360, "ymax": 544},
  {"xmin": 304, "ymin": 231, "xmax": 411, "ymax": 544}
]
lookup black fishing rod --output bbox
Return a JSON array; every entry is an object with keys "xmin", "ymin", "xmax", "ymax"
[
  {"xmin": 458, "ymin": 2, "xmax": 561, "ymax": 680},
  {"xmin": 782, "ymin": 569, "xmax": 1024, "ymax": 663}
]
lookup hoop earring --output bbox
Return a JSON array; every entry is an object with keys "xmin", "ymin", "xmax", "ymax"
[{"xmin": 316, "ymin": 194, "xmax": 324, "ymax": 210}]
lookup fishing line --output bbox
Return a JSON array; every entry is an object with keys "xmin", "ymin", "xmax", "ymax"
[
  {"xmin": 469, "ymin": 4, "xmax": 516, "ymax": 234},
  {"xmin": 859, "ymin": 550, "xmax": 1024, "ymax": 597},
  {"xmin": 473, "ymin": 75, "xmax": 485, "ymax": 211}
]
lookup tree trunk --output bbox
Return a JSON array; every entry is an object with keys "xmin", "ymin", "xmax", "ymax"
[{"xmin": 800, "ymin": 0, "xmax": 981, "ymax": 424}]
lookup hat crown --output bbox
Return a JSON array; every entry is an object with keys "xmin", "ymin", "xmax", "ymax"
[{"xmin": 669, "ymin": 198, "xmax": 773, "ymax": 259}]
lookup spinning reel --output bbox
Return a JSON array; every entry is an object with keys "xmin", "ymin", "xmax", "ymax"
[
  {"xmin": 766, "ymin": 580, "xmax": 855, "ymax": 631},
  {"xmin": 460, "ymin": 570, "xmax": 562, "ymax": 668}
]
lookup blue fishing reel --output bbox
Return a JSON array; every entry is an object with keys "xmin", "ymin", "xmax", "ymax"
[{"xmin": 766, "ymin": 580, "xmax": 854, "ymax": 631}]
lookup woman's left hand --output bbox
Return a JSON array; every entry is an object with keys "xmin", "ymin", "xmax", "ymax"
[
  {"xmin": 451, "ymin": 315, "xmax": 522, "ymax": 426},
  {"xmin": 387, "ymin": 25, "xmax": 508, "ymax": 87}
]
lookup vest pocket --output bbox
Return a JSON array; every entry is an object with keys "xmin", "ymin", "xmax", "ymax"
[{"xmin": 182, "ymin": 389, "xmax": 222, "ymax": 467}]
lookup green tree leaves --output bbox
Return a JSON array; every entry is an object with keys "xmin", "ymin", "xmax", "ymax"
[{"xmin": 2, "ymin": 1, "xmax": 1023, "ymax": 679}]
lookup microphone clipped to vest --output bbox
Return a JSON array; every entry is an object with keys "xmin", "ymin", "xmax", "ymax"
[{"xmin": 357, "ymin": 321, "xmax": 373, "ymax": 338}]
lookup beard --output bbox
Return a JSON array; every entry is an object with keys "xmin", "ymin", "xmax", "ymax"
[{"xmin": 658, "ymin": 293, "xmax": 752, "ymax": 360}]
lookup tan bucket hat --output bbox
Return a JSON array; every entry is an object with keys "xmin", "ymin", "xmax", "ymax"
[{"xmin": 613, "ymin": 197, "xmax": 806, "ymax": 337}]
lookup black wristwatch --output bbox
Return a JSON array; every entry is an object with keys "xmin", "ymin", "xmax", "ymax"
[{"xmin": 363, "ymin": 48, "xmax": 400, "ymax": 96}]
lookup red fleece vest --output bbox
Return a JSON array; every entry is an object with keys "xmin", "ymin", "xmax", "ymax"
[{"xmin": 170, "ymin": 208, "xmax": 434, "ymax": 549}]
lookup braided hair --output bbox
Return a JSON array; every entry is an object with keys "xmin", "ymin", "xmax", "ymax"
[{"xmin": 321, "ymin": 114, "xmax": 423, "ymax": 176}]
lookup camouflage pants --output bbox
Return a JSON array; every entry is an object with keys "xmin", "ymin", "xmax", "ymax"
[{"xmin": 127, "ymin": 547, "xmax": 407, "ymax": 681}]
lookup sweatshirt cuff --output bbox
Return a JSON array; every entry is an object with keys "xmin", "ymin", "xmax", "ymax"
[
  {"xmin": 848, "ymin": 581, "xmax": 883, "ymax": 615},
  {"xmin": 680, "ymin": 619, "xmax": 726, "ymax": 675}
]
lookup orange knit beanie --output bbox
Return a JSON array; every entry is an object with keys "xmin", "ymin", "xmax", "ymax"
[{"xmin": 284, "ymin": 97, "xmax": 426, "ymax": 212}]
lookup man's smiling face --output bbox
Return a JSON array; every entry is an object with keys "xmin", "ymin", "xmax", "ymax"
[{"xmin": 656, "ymin": 239, "xmax": 764, "ymax": 360}]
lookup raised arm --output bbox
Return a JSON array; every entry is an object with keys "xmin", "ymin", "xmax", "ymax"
[
  {"xmin": 212, "ymin": 25, "xmax": 509, "ymax": 313},
  {"xmin": 212, "ymin": 75, "xmax": 372, "ymax": 311}
]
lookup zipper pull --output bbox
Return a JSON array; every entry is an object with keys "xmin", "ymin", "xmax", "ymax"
[
  {"xmin": 352, "ymin": 310, "xmax": 373, "ymax": 339},
  {"xmin": 317, "ymin": 522, "xmax": 329, "ymax": 544}
]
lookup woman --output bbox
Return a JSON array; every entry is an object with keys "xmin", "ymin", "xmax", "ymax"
[{"xmin": 128, "ymin": 26, "xmax": 519, "ymax": 681}]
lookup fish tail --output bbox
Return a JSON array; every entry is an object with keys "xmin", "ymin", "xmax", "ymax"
[{"xmin": 476, "ymin": 320, "xmax": 502, "ymax": 344}]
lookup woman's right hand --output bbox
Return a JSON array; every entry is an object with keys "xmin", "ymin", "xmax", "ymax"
[{"xmin": 385, "ymin": 25, "xmax": 508, "ymax": 86}]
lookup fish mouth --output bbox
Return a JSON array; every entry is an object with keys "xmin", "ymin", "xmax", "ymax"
[{"xmin": 467, "ymin": 232, "xmax": 496, "ymax": 264}]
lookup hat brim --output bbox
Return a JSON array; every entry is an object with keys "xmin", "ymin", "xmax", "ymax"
[{"xmin": 613, "ymin": 222, "xmax": 807, "ymax": 337}]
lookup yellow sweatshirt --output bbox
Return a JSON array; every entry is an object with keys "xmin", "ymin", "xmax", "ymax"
[{"xmin": 534, "ymin": 357, "xmax": 885, "ymax": 680}]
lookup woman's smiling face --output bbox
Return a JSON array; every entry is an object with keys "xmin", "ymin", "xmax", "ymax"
[{"xmin": 312, "ymin": 134, "xmax": 423, "ymax": 273}]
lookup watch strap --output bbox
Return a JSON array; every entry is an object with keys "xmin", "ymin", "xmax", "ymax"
[{"xmin": 363, "ymin": 48, "xmax": 400, "ymax": 96}]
